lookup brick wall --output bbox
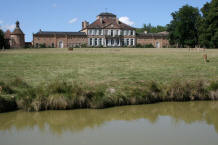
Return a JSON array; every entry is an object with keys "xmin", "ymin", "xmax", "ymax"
[{"xmin": 33, "ymin": 35, "xmax": 88, "ymax": 48}]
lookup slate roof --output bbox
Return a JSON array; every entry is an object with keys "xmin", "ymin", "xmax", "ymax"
[
  {"xmin": 137, "ymin": 32, "xmax": 169, "ymax": 37},
  {"xmin": 98, "ymin": 12, "xmax": 116, "ymax": 17},
  {"xmin": 34, "ymin": 31, "xmax": 87, "ymax": 36},
  {"xmin": 11, "ymin": 21, "xmax": 24, "ymax": 35},
  {"xmin": 85, "ymin": 18, "xmax": 135, "ymax": 30}
]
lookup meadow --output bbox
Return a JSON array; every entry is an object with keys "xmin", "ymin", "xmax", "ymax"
[
  {"xmin": 0, "ymin": 48, "xmax": 218, "ymax": 112},
  {"xmin": 0, "ymin": 48, "xmax": 218, "ymax": 85}
]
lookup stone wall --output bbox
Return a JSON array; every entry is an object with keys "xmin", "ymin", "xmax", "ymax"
[{"xmin": 10, "ymin": 34, "xmax": 25, "ymax": 48}]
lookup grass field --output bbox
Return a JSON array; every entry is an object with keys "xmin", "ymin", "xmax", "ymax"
[
  {"xmin": 1, "ymin": 48, "xmax": 218, "ymax": 112},
  {"xmin": 0, "ymin": 48, "xmax": 218, "ymax": 85}
]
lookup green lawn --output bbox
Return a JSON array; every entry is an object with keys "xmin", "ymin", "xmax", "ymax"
[{"xmin": 0, "ymin": 48, "xmax": 218, "ymax": 85}]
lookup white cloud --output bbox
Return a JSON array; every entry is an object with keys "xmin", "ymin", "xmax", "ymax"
[
  {"xmin": 69, "ymin": 18, "xmax": 78, "ymax": 24},
  {"xmin": 0, "ymin": 24, "xmax": 16, "ymax": 31},
  {"xmin": 119, "ymin": 16, "xmax": 134, "ymax": 26},
  {"xmin": 52, "ymin": 3, "xmax": 57, "ymax": 8}
]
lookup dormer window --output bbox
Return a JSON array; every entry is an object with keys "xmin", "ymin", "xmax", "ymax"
[
  {"xmin": 131, "ymin": 30, "xmax": 133, "ymax": 35},
  {"xmin": 111, "ymin": 30, "xmax": 113, "ymax": 36}
]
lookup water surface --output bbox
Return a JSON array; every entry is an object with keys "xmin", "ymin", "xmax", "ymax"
[{"xmin": 0, "ymin": 101, "xmax": 218, "ymax": 145}]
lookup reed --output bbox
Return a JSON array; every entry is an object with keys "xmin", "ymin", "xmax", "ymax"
[{"xmin": 0, "ymin": 78, "xmax": 218, "ymax": 112}]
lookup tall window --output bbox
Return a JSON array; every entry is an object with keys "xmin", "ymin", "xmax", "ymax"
[
  {"xmin": 88, "ymin": 30, "xmax": 92, "ymax": 35},
  {"xmin": 99, "ymin": 30, "xmax": 101, "ymax": 36},
  {"xmin": 120, "ymin": 30, "xmax": 123, "ymax": 36},
  {"xmin": 106, "ymin": 39, "xmax": 109, "ymax": 46},
  {"xmin": 121, "ymin": 39, "xmax": 124, "ymax": 46},
  {"xmin": 127, "ymin": 39, "xmax": 129, "ymax": 46},
  {"xmin": 89, "ymin": 38, "xmax": 92, "ymax": 46},
  {"xmin": 99, "ymin": 38, "xmax": 102, "ymax": 46},
  {"xmin": 124, "ymin": 30, "xmax": 127, "ymax": 36},
  {"xmin": 111, "ymin": 30, "xmax": 113, "ymax": 36},
  {"xmin": 116, "ymin": 39, "xmax": 119, "ymax": 45},
  {"xmin": 111, "ymin": 39, "xmax": 114, "ymax": 45},
  {"xmin": 131, "ymin": 39, "xmax": 134, "ymax": 45},
  {"xmin": 131, "ymin": 30, "xmax": 133, "ymax": 35},
  {"xmin": 52, "ymin": 43, "xmax": 54, "ymax": 48},
  {"xmin": 95, "ymin": 38, "xmax": 97, "ymax": 46}
]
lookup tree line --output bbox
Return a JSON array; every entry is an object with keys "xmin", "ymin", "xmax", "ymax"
[
  {"xmin": 137, "ymin": 0, "xmax": 218, "ymax": 48},
  {"xmin": 168, "ymin": 0, "xmax": 218, "ymax": 48},
  {"xmin": 0, "ymin": 29, "xmax": 10, "ymax": 49}
]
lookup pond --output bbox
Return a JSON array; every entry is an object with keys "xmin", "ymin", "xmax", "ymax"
[{"xmin": 0, "ymin": 101, "xmax": 218, "ymax": 145}]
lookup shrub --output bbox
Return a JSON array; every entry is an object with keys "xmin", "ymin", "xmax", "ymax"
[
  {"xmin": 39, "ymin": 43, "xmax": 46, "ymax": 48},
  {"xmin": 136, "ymin": 44, "xmax": 155, "ymax": 48},
  {"xmin": 0, "ymin": 95, "xmax": 17, "ymax": 113},
  {"xmin": 208, "ymin": 81, "xmax": 218, "ymax": 91}
]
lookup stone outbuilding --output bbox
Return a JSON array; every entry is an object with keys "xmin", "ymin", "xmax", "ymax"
[{"xmin": 10, "ymin": 21, "xmax": 25, "ymax": 48}]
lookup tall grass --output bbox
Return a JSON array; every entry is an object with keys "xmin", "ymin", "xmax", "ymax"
[{"xmin": 0, "ymin": 78, "xmax": 218, "ymax": 112}]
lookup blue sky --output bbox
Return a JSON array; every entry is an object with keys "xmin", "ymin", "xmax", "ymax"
[{"xmin": 0, "ymin": 0, "xmax": 210, "ymax": 41}]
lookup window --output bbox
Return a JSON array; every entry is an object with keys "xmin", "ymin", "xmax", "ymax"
[
  {"xmin": 127, "ymin": 39, "xmax": 129, "ymax": 46},
  {"xmin": 111, "ymin": 30, "xmax": 113, "ymax": 36},
  {"xmin": 89, "ymin": 38, "xmax": 92, "ymax": 46},
  {"xmin": 121, "ymin": 39, "xmax": 124, "ymax": 46},
  {"xmin": 99, "ymin": 38, "xmax": 102, "ymax": 46},
  {"xmin": 106, "ymin": 39, "xmax": 109, "ymax": 46},
  {"xmin": 116, "ymin": 30, "xmax": 119, "ymax": 36},
  {"xmin": 95, "ymin": 38, "xmax": 97, "ymax": 46},
  {"xmin": 116, "ymin": 39, "xmax": 119, "ymax": 45},
  {"xmin": 131, "ymin": 39, "xmax": 134, "ymax": 45},
  {"xmin": 96, "ymin": 29, "xmax": 99, "ymax": 35},
  {"xmin": 36, "ymin": 43, "xmax": 39, "ymax": 48},
  {"xmin": 131, "ymin": 30, "xmax": 133, "ymax": 35},
  {"xmin": 111, "ymin": 39, "xmax": 114, "ymax": 45},
  {"xmin": 105, "ymin": 30, "xmax": 108, "ymax": 36},
  {"xmin": 99, "ymin": 30, "xmax": 101, "ymax": 36},
  {"xmin": 52, "ymin": 43, "xmax": 54, "ymax": 48},
  {"xmin": 124, "ymin": 30, "xmax": 127, "ymax": 36},
  {"xmin": 88, "ymin": 30, "xmax": 91, "ymax": 35},
  {"xmin": 120, "ymin": 30, "xmax": 123, "ymax": 36}
]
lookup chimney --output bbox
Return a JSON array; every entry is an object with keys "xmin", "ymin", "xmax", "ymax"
[
  {"xmin": 100, "ymin": 18, "xmax": 103, "ymax": 24},
  {"xmin": 82, "ymin": 21, "xmax": 89, "ymax": 29},
  {"xmin": 116, "ymin": 19, "xmax": 120, "ymax": 25}
]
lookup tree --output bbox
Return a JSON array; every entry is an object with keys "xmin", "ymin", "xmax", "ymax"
[
  {"xmin": 167, "ymin": 5, "xmax": 201, "ymax": 48},
  {"xmin": 0, "ymin": 29, "xmax": 4, "ymax": 49},
  {"xmin": 136, "ymin": 24, "xmax": 167, "ymax": 33},
  {"xmin": 199, "ymin": 0, "xmax": 218, "ymax": 48}
]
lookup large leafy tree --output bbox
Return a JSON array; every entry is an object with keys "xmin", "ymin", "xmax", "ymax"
[
  {"xmin": 167, "ymin": 5, "xmax": 201, "ymax": 48},
  {"xmin": 0, "ymin": 29, "xmax": 4, "ymax": 49},
  {"xmin": 199, "ymin": 0, "xmax": 218, "ymax": 48}
]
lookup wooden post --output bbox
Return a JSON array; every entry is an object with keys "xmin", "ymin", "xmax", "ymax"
[{"xmin": 203, "ymin": 53, "xmax": 208, "ymax": 63}]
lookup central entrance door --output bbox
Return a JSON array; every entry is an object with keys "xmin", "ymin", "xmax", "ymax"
[{"xmin": 59, "ymin": 41, "xmax": 64, "ymax": 48}]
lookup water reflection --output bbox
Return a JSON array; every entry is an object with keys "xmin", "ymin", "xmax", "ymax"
[{"xmin": 0, "ymin": 101, "xmax": 218, "ymax": 134}]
